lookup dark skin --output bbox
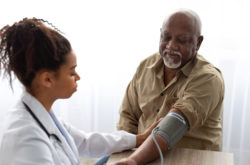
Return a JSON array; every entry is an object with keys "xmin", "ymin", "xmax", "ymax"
[
  {"xmin": 160, "ymin": 12, "xmax": 203, "ymax": 86},
  {"xmin": 107, "ymin": 10, "xmax": 203, "ymax": 165}
]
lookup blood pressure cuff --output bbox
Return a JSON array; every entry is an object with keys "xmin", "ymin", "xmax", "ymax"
[{"xmin": 152, "ymin": 112, "xmax": 189, "ymax": 149}]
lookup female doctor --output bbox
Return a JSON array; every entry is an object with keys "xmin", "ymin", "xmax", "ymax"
[{"xmin": 0, "ymin": 18, "xmax": 159, "ymax": 165}]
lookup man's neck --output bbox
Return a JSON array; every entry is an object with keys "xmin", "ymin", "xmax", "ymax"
[{"xmin": 164, "ymin": 67, "xmax": 178, "ymax": 86}]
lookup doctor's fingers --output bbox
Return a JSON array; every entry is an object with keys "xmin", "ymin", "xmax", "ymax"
[{"xmin": 144, "ymin": 118, "xmax": 163, "ymax": 136}]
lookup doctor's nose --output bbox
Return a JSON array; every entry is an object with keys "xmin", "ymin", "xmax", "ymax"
[{"xmin": 75, "ymin": 73, "xmax": 80, "ymax": 81}]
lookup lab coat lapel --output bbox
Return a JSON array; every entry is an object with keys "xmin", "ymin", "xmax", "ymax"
[
  {"xmin": 21, "ymin": 91, "xmax": 80, "ymax": 165},
  {"xmin": 49, "ymin": 120, "xmax": 80, "ymax": 165},
  {"xmin": 49, "ymin": 111, "xmax": 80, "ymax": 159}
]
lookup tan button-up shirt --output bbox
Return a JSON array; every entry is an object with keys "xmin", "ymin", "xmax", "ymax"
[{"xmin": 117, "ymin": 53, "xmax": 224, "ymax": 151}]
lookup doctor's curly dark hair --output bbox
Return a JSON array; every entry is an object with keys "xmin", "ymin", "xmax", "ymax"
[{"xmin": 0, "ymin": 18, "xmax": 71, "ymax": 88}]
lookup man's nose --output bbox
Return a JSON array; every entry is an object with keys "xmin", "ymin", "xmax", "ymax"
[{"xmin": 166, "ymin": 40, "xmax": 178, "ymax": 50}]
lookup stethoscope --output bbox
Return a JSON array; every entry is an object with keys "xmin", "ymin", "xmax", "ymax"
[
  {"xmin": 23, "ymin": 102, "xmax": 62, "ymax": 144},
  {"xmin": 23, "ymin": 102, "xmax": 80, "ymax": 165}
]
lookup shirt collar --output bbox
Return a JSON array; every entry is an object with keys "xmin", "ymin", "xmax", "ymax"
[
  {"xmin": 146, "ymin": 53, "xmax": 163, "ymax": 70},
  {"xmin": 180, "ymin": 55, "xmax": 197, "ymax": 77},
  {"xmin": 147, "ymin": 52, "xmax": 197, "ymax": 78}
]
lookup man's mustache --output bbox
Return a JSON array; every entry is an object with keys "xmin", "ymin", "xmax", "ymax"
[{"xmin": 162, "ymin": 49, "xmax": 182, "ymax": 57}]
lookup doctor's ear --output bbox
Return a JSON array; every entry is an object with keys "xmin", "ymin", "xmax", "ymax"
[{"xmin": 38, "ymin": 71, "xmax": 55, "ymax": 88}]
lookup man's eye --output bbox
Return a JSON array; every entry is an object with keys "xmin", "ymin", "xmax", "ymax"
[
  {"xmin": 162, "ymin": 36, "xmax": 171, "ymax": 42},
  {"xmin": 165, "ymin": 37, "xmax": 171, "ymax": 41},
  {"xmin": 178, "ymin": 39, "xmax": 188, "ymax": 44}
]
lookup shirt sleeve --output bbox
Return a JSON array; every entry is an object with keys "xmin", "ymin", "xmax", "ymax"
[
  {"xmin": 173, "ymin": 72, "xmax": 224, "ymax": 130},
  {"xmin": 117, "ymin": 72, "xmax": 142, "ymax": 134},
  {"xmin": 63, "ymin": 122, "xmax": 136, "ymax": 158}
]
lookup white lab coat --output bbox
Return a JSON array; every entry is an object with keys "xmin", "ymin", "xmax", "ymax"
[{"xmin": 0, "ymin": 91, "xmax": 136, "ymax": 165}]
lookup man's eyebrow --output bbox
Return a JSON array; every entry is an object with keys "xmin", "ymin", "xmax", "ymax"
[{"xmin": 178, "ymin": 34, "xmax": 192, "ymax": 38}]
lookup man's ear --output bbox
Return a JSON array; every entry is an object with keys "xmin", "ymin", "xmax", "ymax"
[
  {"xmin": 196, "ymin": 35, "xmax": 204, "ymax": 51},
  {"xmin": 38, "ymin": 71, "xmax": 55, "ymax": 88}
]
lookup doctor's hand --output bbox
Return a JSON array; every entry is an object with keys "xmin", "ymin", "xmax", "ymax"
[{"xmin": 135, "ymin": 118, "xmax": 162, "ymax": 147}]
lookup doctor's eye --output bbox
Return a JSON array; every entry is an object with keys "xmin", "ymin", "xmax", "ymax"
[{"xmin": 70, "ymin": 70, "xmax": 77, "ymax": 76}]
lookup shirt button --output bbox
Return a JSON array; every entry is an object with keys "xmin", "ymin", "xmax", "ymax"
[
  {"xmin": 156, "ymin": 109, "xmax": 160, "ymax": 112},
  {"xmin": 160, "ymin": 93, "xmax": 164, "ymax": 96}
]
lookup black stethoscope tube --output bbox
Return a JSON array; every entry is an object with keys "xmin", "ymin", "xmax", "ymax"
[{"xmin": 23, "ymin": 102, "xmax": 62, "ymax": 143}]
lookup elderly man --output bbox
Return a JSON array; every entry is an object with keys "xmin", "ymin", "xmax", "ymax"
[{"xmin": 115, "ymin": 9, "xmax": 224, "ymax": 164}]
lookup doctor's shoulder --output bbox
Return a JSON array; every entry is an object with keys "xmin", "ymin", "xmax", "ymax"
[
  {"xmin": 2, "ymin": 101, "xmax": 51, "ymax": 141},
  {"xmin": 0, "ymin": 102, "xmax": 54, "ymax": 164}
]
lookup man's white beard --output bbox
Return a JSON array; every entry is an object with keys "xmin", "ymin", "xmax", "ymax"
[{"xmin": 163, "ymin": 54, "xmax": 182, "ymax": 69}]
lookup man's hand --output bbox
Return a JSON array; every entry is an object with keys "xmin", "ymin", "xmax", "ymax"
[
  {"xmin": 135, "ymin": 118, "xmax": 162, "ymax": 147},
  {"xmin": 105, "ymin": 158, "xmax": 137, "ymax": 165}
]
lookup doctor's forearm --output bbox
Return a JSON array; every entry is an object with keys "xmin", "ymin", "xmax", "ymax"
[{"xmin": 130, "ymin": 135, "xmax": 168, "ymax": 165}]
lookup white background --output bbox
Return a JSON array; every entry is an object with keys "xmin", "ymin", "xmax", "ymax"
[{"xmin": 0, "ymin": 0, "xmax": 250, "ymax": 164}]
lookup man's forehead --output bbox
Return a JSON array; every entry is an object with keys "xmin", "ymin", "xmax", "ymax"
[
  {"xmin": 161, "ymin": 30, "xmax": 193, "ymax": 38},
  {"xmin": 161, "ymin": 19, "xmax": 198, "ymax": 37},
  {"xmin": 161, "ymin": 23, "xmax": 195, "ymax": 34},
  {"xmin": 161, "ymin": 10, "xmax": 201, "ymax": 35}
]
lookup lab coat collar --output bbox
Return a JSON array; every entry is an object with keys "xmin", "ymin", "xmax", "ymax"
[
  {"xmin": 49, "ymin": 110, "xmax": 80, "ymax": 158},
  {"xmin": 21, "ymin": 91, "xmax": 80, "ymax": 164}
]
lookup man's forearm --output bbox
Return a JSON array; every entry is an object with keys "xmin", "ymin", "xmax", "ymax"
[{"xmin": 129, "ymin": 134, "xmax": 168, "ymax": 165}]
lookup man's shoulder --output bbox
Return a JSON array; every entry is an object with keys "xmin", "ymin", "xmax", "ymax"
[
  {"xmin": 192, "ymin": 55, "xmax": 224, "ymax": 82},
  {"xmin": 137, "ymin": 52, "xmax": 161, "ymax": 70},
  {"xmin": 195, "ymin": 55, "xmax": 222, "ymax": 74}
]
